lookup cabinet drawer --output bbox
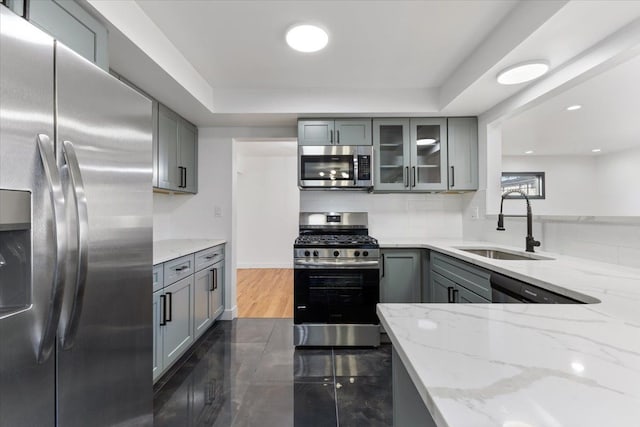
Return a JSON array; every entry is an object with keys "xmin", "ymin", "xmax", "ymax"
[
  {"xmin": 153, "ymin": 264, "xmax": 164, "ymax": 292},
  {"xmin": 195, "ymin": 245, "xmax": 225, "ymax": 272},
  {"xmin": 431, "ymin": 252, "xmax": 491, "ymax": 300},
  {"xmin": 164, "ymin": 254, "xmax": 195, "ymax": 286}
]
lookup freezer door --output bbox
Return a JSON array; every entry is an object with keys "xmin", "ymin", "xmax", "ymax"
[
  {"xmin": 0, "ymin": 8, "xmax": 56, "ymax": 427},
  {"xmin": 55, "ymin": 43, "xmax": 153, "ymax": 426}
]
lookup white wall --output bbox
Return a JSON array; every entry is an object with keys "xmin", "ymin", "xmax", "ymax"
[
  {"xmin": 502, "ymin": 155, "xmax": 597, "ymax": 216},
  {"xmin": 300, "ymin": 192, "xmax": 465, "ymax": 241},
  {"xmin": 236, "ymin": 145, "xmax": 298, "ymax": 268},
  {"xmin": 595, "ymin": 146, "xmax": 640, "ymax": 216}
]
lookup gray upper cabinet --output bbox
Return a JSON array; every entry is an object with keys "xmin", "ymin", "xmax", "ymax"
[
  {"xmin": 410, "ymin": 118, "xmax": 448, "ymax": 191},
  {"xmin": 373, "ymin": 119, "xmax": 411, "ymax": 191},
  {"xmin": 28, "ymin": 0, "xmax": 108, "ymax": 71},
  {"xmin": 373, "ymin": 118, "xmax": 450, "ymax": 192},
  {"xmin": 298, "ymin": 119, "xmax": 372, "ymax": 146},
  {"xmin": 178, "ymin": 120, "xmax": 198, "ymax": 193},
  {"xmin": 447, "ymin": 117, "xmax": 478, "ymax": 191},
  {"xmin": 156, "ymin": 104, "xmax": 198, "ymax": 193},
  {"xmin": 380, "ymin": 249, "xmax": 421, "ymax": 303}
]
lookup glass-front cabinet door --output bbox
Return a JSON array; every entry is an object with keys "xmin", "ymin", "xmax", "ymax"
[
  {"xmin": 373, "ymin": 119, "xmax": 410, "ymax": 191},
  {"xmin": 410, "ymin": 118, "xmax": 448, "ymax": 191}
]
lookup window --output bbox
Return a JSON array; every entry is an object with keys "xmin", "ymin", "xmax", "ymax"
[{"xmin": 501, "ymin": 172, "xmax": 545, "ymax": 199}]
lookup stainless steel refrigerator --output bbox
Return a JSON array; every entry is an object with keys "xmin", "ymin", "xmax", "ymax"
[{"xmin": 0, "ymin": 7, "xmax": 153, "ymax": 426}]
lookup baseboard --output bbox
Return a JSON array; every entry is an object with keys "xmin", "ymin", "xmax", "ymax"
[
  {"xmin": 221, "ymin": 305, "xmax": 237, "ymax": 320},
  {"xmin": 237, "ymin": 263, "xmax": 293, "ymax": 269}
]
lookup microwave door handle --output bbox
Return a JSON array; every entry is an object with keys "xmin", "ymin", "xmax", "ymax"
[
  {"xmin": 60, "ymin": 140, "xmax": 89, "ymax": 350},
  {"xmin": 36, "ymin": 134, "xmax": 68, "ymax": 364}
]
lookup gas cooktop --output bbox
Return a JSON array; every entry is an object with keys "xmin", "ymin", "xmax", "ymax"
[{"xmin": 294, "ymin": 234, "xmax": 379, "ymax": 248}]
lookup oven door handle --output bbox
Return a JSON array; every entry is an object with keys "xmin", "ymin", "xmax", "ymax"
[{"xmin": 294, "ymin": 259, "xmax": 380, "ymax": 269}]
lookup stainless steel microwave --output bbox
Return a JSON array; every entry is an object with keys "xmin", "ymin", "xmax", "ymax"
[{"xmin": 298, "ymin": 145, "xmax": 373, "ymax": 189}]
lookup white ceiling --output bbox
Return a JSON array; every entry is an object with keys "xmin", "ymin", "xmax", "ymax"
[
  {"xmin": 502, "ymin": 53, "xmax": 640, "ymax": 156},
  {"xmin": 86, "ymin": 0, "xmax": 640, "ymax": 127}
]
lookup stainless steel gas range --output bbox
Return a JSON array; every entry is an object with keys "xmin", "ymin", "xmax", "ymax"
[{"xmin": 293, "ymin": 212, "xmax": 380, "ymax": 347}]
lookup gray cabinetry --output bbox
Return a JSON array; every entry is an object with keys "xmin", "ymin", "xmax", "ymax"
[
  {"xmin": 373, "ymin": 118, "xmax": 451, "ymax": 192},
  {"xmin": 429, "ymin": 252, "xmax": 491, "ymax": 303},
  {"xmin": 157, "ymin": 104, "xmax": 198, "ymax": 193},
  {"xmin": 447, "ymin": 117, "xmax": 478, "ymax": 191},
  {"xmin": 298, "ymin": 119, "xmax": 372, "ymax": 146},
  {"xmin": 162, "ymin": 276, "xmax": 194, "ymax": 369},
  {"xmin": 152, "ymin": 290, "xmax": 163, "ymax": 382},
  {"xmin": 153, "ymin": 243, "xmax": 225, "ymax": 383},
  {"xmin": 28, "ymin": 0, "xmax": 108, "ymax": 70},
  {"xmin": 380, "ymin": 249, "xmax": 421, "ymax": 303}
]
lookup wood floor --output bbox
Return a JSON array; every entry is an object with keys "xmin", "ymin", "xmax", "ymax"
[{"xmin": 236, "ymin": 269, "xmax": 293, "ymax": 318}]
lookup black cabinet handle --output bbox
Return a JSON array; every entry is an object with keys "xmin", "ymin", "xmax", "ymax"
[
  {"xmin": 330, "ymin": 129, "xmax": 334, "ymax": 143},
  {"xmin": 336, "ymin": 129, "xmax": 340, "ymax": 144},
  {"xmin": 209, "ymin": 268, "xmax": 216, "ymax": 291},
  {"xmin": 166, "ymin": 292, "xmax": 172, "ymax": 322},
  {"xmin": 452, "ymin": 289, "xmax": 459, "ymax": 303},
  {"xmin": 412, "ymin": 166, "xmax": 416, "ymax": 187},
  {"xmin": 447, "ymin": 286, "xmax": 454, "ymax": 303},
  {"xmin": 178, "ymin": 166, "xmax": 185, "ymax": 188},
  {"xmin": 160, "ymin": 294, "xmax": 167, "ymax": 326},
  {"xmin": 183, "ymin": 167, "xmax": 187, "ymax": 188},
  {"xmin": 174, "ymin": 265, "xmax": 189, "ymax": 272},
  {"xmin": 450, "ymin": 166, "xmax": 455, "ymax": 187},
  {"xmin": 404, "ymin": 167, "xmax": 409, "ymax": 187}
]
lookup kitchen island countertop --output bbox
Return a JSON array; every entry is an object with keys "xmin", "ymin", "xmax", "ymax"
[{"xmin": 377, "ymin": 239, "xmax": 640, "ymax": 427}]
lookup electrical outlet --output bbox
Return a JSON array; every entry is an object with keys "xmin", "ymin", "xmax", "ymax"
[
  {"xmin": 214, "ymin": 206, "xmax": 222, "ymax": 217},
  {"xmin": 471, "ymin": 206, "xmax": 479, "ymax": 220}
]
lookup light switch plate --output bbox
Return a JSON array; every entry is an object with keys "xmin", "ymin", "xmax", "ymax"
[{"xmin": 214, "ymin": 206, "xmax": 222, "ymax": 217}]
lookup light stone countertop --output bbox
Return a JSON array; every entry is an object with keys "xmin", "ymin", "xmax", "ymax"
[
  {"xmin": 153, "ymin": 239, "xmax": 226, "ymax": 265},
  {"xmin": 377, "ymin": 239, "xmax": 640, "ymax": 427}
]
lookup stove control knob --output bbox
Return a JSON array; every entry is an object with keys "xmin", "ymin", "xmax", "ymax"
[
  {"xmin": 363, "ymin": 251, "xmax": 369, "ymax": 257},
  {"xmin": 313, "ymin": 250, "xmax": 319, "ymax": 257},
  {"xmin": 354, "ymin": 251, "xmax": 360, "ymax": 257},
  {"xmin": 304, "ymin": 250, "xmax": 310, "ymax": 257},
  {"xmin": 333, "ymin": 250, "xmax": 340, "ymax": 257}
]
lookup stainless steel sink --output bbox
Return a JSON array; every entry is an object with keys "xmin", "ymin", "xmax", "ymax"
[{"xmin": 455, "ymin": 247, "xmax": 554, "ymax": 261}]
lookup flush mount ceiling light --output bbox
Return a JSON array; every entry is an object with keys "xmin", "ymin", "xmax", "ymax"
[
  {"xmin": 416, "ymin": 138, "xmax": 438, "ymax": 146},
  {"xmin": 567, "ymin": 105, "xmax": 582, "ymax": 111},
  {"xmin": 286, "ymin": 24, "xmax": 328, "ymax": 53},
  {"xmin": 592, "ymin": 148, "xmax": 601, "ymax": 153},
  {"xmin": 525, "ymin": 150, "xmax": 534, "ymax": 154},
  {"xmin": 496, "ymin": 61, "xmax": 549, "ymax": 85}
]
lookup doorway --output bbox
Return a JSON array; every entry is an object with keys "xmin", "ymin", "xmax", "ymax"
[{"xmin": 235, "ymin": 139, "xmax": 298, "ymax": 317}]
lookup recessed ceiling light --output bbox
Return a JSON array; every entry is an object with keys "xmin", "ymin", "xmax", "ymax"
[
  {"xmin": 416, "ymin": 138, "xmax": 437, "ymax": 146},
  {"xmin": 496, "ymin": 61, "xmax": 549, "ymax": 85},
  {"xmin": 567, "ymin": 105, "xmax": 582, "ymax": 111},
  {"xmin": 592, "ymin": 148, "xmax": 601, "ymax": 153},
  {"xmin": 286, "ymin": 24, "xmax": 328, "ymax": 53},
  {"xmin": 571, "ymin": 362, "xmax": 585, "ymax": 373},
  {"xmin": 525, "ymin": 150, "xmax": 534, "ymax": 154}
]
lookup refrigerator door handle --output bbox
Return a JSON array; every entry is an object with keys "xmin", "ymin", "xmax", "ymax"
[
  {"xmin": 36, "ymin": 134, "xmax": 68, "ymax": 364},
  {"xmin": 60, "ymin": 140, "xmax": 89, "ymax": 350}
]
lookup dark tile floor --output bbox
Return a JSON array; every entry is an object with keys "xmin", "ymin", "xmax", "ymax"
[{"xmin": 153, "ymin": 319, "xmax": 392, "ymax": 426}]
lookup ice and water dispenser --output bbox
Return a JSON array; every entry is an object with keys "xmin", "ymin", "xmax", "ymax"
[{"xmin": 0, "ymin": 189, "xmax": 31, "ymax": 317}]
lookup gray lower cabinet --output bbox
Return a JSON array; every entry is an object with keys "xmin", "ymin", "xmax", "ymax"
[
  {"xmin": 154, "ymin": 243, "xmax": 225, "ymax": 383},
  {"xmin": 162, "ymin": 275, "xmax": 195, "ymax": 369},
  {"xmin": 152, "ymin": 290, "xmax": 163, "ymax": 382},
  {"xmin": 380, "ymin": 249, "xmax": 421, "ymax": 303},
  {"xmin": 429, "ymin": 252, "xmax": 491, "ymax": 303},
  {"xmin": 447, "ymin": 117, "xmax": 478, "ymax": 191},
  {"xmin": 28, "ymin": 0, "xmax": 108, "ymax": 70},
  {"xmin": 157, "ymin": 103, "xmax": 198, "ymax": 193}
]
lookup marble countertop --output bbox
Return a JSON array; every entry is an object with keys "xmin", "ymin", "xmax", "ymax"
[
  {"xmin": 153, "ymin": 239, "xmax": 226, "ymax": 265},
  {"xmin": 377, "ymin": 239, "xmax": 640, "ymax": 427}
]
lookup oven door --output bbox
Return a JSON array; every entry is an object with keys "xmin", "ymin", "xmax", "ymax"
[{"xmin": 294, "ymin": 267, "xmax": 379, "ymax": 325}]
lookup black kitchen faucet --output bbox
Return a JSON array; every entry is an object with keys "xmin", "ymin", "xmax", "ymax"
[{"xmin": 497, "ymin": 190, "xmax": 541, "ymax": 253}]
